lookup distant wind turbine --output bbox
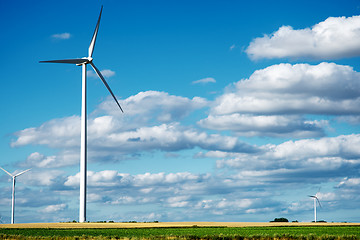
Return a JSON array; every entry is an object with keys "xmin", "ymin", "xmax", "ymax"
[
  {"xmin": 308, "ymin": 191, "xmax": 322, "ymax": 222},
  {"xmin": 40, "ymin": 6, "xmax": 123, "ymax": 223},
  {"xmin": 0, "ymin": 167, "xmax": 31, "ymax": 224}
]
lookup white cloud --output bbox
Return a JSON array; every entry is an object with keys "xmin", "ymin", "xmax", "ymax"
[
  {"xmin": 11, "ymin": 91, "xmax": 229, "ymax": 166},
  {"xmin": 111, "ymin": 196, "xmax": 136, "ymax": 204},
  {"xmin": 13, "ymin": 120, "xmax": 256, "ymax": 167},
  {"xmin": 40, "ymin": 203, "xmax": 67, "ymax": 213},
  {"xmin": 21, "ymin": 169, "xmax": 64, "ymax": 186},
  {"xmin": 100, "ymin": 69, "xmax": 115, "ymax": 78},
  {"xmin": 11, "ymin": 79, "xmax": 287, "ymax": 172},
  {"xmin": 213, "ymin": 63, "xmax": 360, "ymax": 115},
  {"xmin": 200, "ymin": 62, "xmax": 360, "ymax": 137},
  {"xmin": 8, "ymin": 161, "xmax": 360, "ymax": 222},
  {"xmin": 64, "ymin": 170, "xmax": 122, "ymax": 187},
  {"xmin": 51, "ymin": 33, "xmax": 71, "ymax": 40},
  {"xmin": 60, "ymin": 169, "xmax": 280, "ymax": 215},
  {"xmin": 167, "ymin": 195, "xmax": 190, "ymax": 207},
  {"xmin": 216, "ymin": 134, "xmax": 360, "ymax": 178},
  {"xmin": 87, "ymin": 69, "xmax": 115, "ymax": 78},
  {"xmin": 97, "ymin": 91, "xmax": 208, "ymax": 123},
  {"xmin": 23, "ymin": 152, "xmax": 56, "ymax": 168},
  {"xmin": 246, "ymin": 15, "xmax": 360, "ymax": 60},
  {"xmin": 64, "ymin": 171, "xmax": 204, "ymax": 190},
  {"xmin": 100, "ymin": 122, "xmax": 256, "ymax": 153},
  {"xmin": 133, "ymin": 172, "xmax": 201, "ymax": 186},
  {"xmin": 11, "ymin": 115, "xmax": 80, "ymax": 148},
  {"xmin": 192, "ymin": 77, "xmax": 216, "ymax": 84},
  {"xmin": 337, "ymin": 177, "xmax": 360, "ymax": 188},
  {"xmin": 199, "ymin": 114, "xmax": 326, "ymax": 138}
]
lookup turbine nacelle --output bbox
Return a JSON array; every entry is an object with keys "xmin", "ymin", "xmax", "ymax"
[
  {"xmin": 76, "ymin": 57, "xmax": 93, "ymax": 66},
  {"xmin": 308, "ymin": 194, "xmax": 322, "ymax": 206}
]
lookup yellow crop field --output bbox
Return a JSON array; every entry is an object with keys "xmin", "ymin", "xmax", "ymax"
[{"xmin": 1, "ymin": 221, "xmax": 359, "ymax": 229}]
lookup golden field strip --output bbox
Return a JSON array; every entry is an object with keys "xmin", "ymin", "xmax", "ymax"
[{"xmin": 1, "ymin": 222, "xmax": 360, "ymax": 228}]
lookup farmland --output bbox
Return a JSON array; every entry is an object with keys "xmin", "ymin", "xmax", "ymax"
[{"xmin": 0, "ymin": 222, "xmax": 360, "ymax": 240}]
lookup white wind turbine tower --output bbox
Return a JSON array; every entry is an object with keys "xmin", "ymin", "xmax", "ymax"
[
  {"xmin": 40, "ymin": 6, "xmax": 123, "ymax": 223},
  {"xmin": 0, "ymin": 167, "xmax": 31, "ymax": 224},
  {"xmin": 308, "ymin": 191, "xmax": 322, "ymax": 222}
]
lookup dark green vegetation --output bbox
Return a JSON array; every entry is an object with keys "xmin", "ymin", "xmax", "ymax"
[
  {"xmin": 0, "ymin": 226, "xmax": 360, "ymax": 240},
  {"xmin": 270, "ymin": 218, "xmax": 289, "ymax": 222}
]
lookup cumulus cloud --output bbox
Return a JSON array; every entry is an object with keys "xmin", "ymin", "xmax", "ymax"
[
  {"xmin": 213, "ymin": 63, "xmax": 360, "ymax": 115},
  {"xmin": 337, "ymin": 177, "xmax": 360, "ymax": 188},
  {"xmin": 11, "ymin": 116, "xmax": 80, "ymax": 148},
  {"xmin": 11, "ymin": 91, "xmax": 230, "ymax": 166},
  {"xmin": 101, "ymin": 122, "xmax": 257, "ymax": 153},
  {"xmin": 246, "ymin": 15, "xmax": 360, "ymax": 60},
  {"xmin": 51, "ymin": 33, "xmax": 71, "ymax": 40},
  {"xmin": 192, "ymin": 77, "xmax": 216, "ymax": 84},
  {"xmin": 40, "ymin": 203, "xmax": 67, "ymax": 213},
  {"xmin": 216, "ymin": 134, "xmax": 360, "ymax": 182},
  {"xmin": 199, "ymin": 114, "xmax": 327, "ymax": 138},
  {"xmin": 20, "ymin": 169, "xmax": 65, "ymax": 186},
  {"xmin": 65, "ymin": 170, "xmax": 122, "ymax": 187},
  {"xmin": 11, "ymin": 92, "xmax": 209, "ymax": 167},
  {"xmin": 13, "ymin": 120, "xmax": 257, "ymax": 168},
  {"xmin": 200, "ymin": 62, "xmax": 360, "ymax": 137},
  {"xmin": 98, "ymin": 91, "xmax": 208, "ymax": 122},
  {"xmin": 60, "ymin": 170, "xmax": 281, "ymax": 216},
  {"xmin": 22, "ymin": 152, "xmax": 56, "ymax": 168},
  {"xmin": 87, "ymin": 69, "xmax": 115, "ymax": 78},
  {"xmin": 20, "ymin": 150, "xmax": 79, "ymax": 168},
  {"xmin": 5, "ymin": 162, "xmax": 360, "ymax": 222},
  {"xmin": 65, "ymin": 171, "xmax": 206, "ymax": 190}
]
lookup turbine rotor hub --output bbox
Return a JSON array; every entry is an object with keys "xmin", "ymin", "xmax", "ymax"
[{"xmin": 76, "ymin": 57, "xmax": 93, "ymax": 66}]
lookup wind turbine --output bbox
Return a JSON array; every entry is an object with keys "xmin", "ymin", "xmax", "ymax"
[
  {"xmin": 0, "ymin": 167, "xmax": 31, "ymax": 224},
  {"xmin": 308, "ymin": 191, "xmax": 322, "ymax": 222},
  {"xmin": 40, "ymin": 6, "xmax": 123, "ymax": 223}
]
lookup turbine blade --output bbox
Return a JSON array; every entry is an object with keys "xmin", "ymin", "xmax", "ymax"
[
  {"xmin": 14, "ymin": 168, "xmax": 31, "ymax": 177},
  {"xmin": 40, "ymin": 59, "xmax": 88, "ymax": 64},
  {"xmin": 0, "ymin": 167, "xmax": 13, "ymax": 177},
  {"xmin": 88, "ymin": 6, "xmax": 103, "ymax": 58},
  {"xmin": 90, "ymin": 62, "xmax": 124, "ymax": 113}
]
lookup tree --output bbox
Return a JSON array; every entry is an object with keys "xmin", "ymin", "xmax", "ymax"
[{"xmin": 270, "ymin": 217, "xmax": 289, "ymax": 222}]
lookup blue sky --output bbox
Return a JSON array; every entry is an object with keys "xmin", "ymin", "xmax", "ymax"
[{"xmin": 1, "ymin": 0, "xmax": 360, "ymax": 223}]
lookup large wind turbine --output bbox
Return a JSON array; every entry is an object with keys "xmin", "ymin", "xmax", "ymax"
[
  {"xmin": 40, "ymin": 6, "xmax": 123, "ymax": 223},
  {"xmin": 308, "ymin": 192, "xmax": 322, "ymax": 222},
  {"xmin": 0, "ymin": 167, "xmax": 31, "ymax": 224}
]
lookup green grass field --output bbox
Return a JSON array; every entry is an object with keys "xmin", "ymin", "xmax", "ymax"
[{"xmin": 1, "ymin": 226, "xmax": 360, "ymax": 239}]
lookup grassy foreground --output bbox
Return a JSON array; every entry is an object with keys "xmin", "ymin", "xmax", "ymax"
[{"xmin": 0, "ymin": 225, "xmax": 360, "ymax": 240}]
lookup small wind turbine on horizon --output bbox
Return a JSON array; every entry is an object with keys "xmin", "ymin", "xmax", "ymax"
[
  {"xmin": 308, "ymin": 190, "xmax": 322, "ymax": 222},
  {"xmin": 0, "ymin": 167, "xmax": 31, "ymax": 224},
  {"xmin": 40, "ymin": 6, "xmax": 123, "ymax": 223}
]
